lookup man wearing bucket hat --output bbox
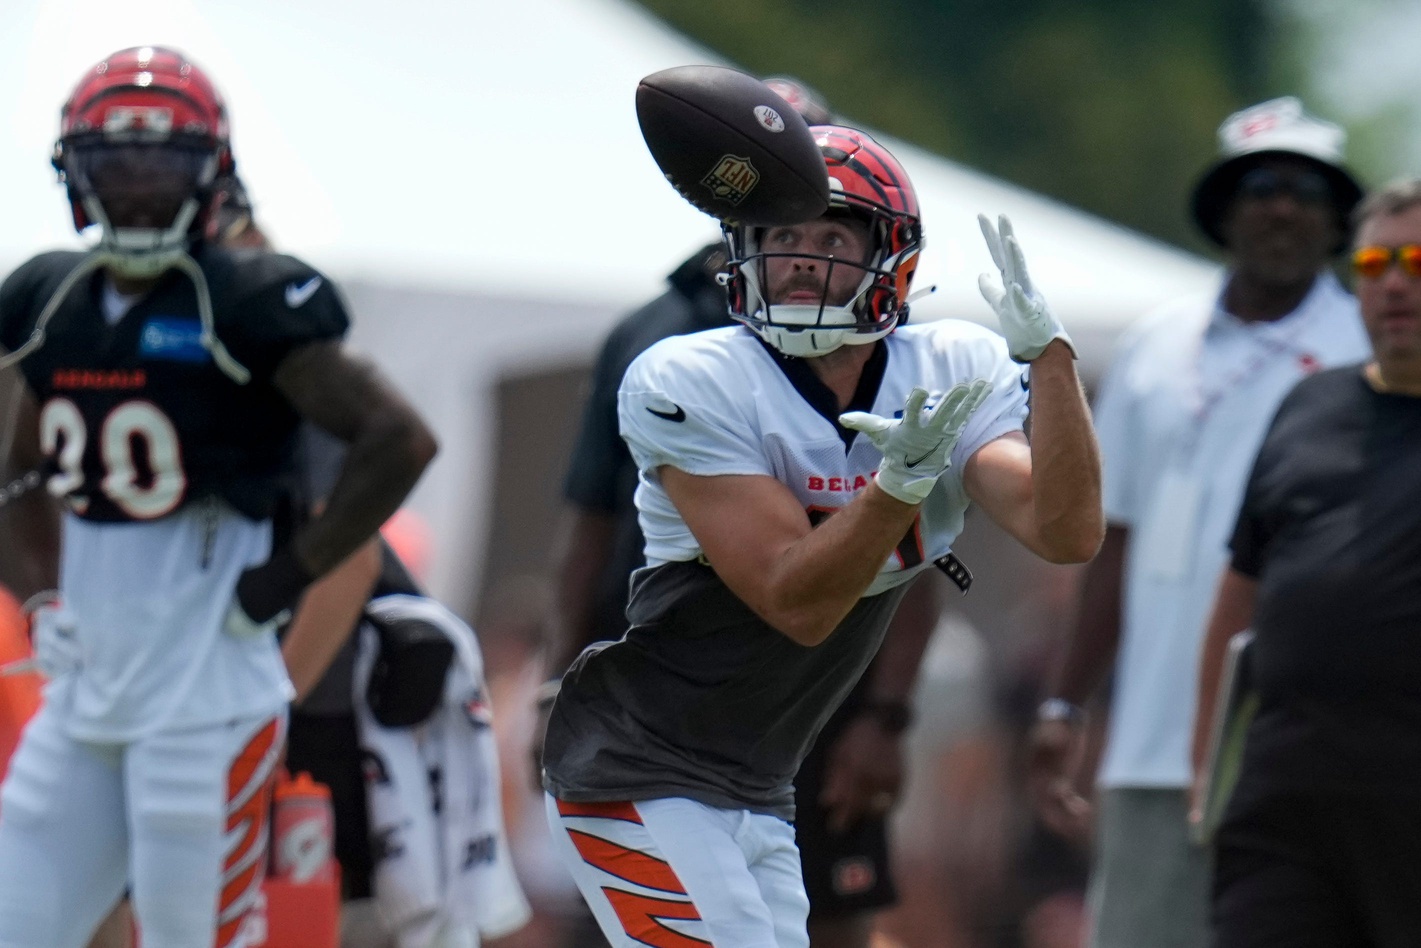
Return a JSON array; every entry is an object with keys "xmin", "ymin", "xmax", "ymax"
[{"xmin": 1025, "ymin": 97, "xmax": 1372, "ymax": 948}]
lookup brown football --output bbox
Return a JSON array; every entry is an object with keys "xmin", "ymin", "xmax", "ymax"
[{"xmin": 636, "ymin": 65, "xmax": 830, "ymax": 227}]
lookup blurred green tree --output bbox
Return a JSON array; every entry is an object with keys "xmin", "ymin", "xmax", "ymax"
[{"xmin": 634, "ymin": 0, "xmax": 1274, "ymax": 252}]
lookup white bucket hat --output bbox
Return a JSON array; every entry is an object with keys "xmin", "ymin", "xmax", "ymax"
[{"xmin": 1190, "ymin": 97, "xmax": 1364, "ymax": 249}]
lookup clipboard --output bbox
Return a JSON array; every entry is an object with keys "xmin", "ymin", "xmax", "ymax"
[{"xmin": 1192, "ymin": 629, "xmax": 1259, "ymax": 845}]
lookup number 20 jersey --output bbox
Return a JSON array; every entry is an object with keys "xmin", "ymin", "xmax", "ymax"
[
  {"xmin": 0, "ymin": 246, "xmax": 349, "ymax": 523},
  {"xmin": 0, "ymin": 247, "xmax": 348, "ymax": 739},
  {"xmin": 618, "ymin": 320, "xmax": 1029, "ymax": 594}
]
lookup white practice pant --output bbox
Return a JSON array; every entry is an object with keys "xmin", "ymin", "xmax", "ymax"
[
  {"xmin": 0, "ymin": 704, "xmax": 284, "ymax": 948},
  {"xmin": 545, "ymin": 793, "xmax": 809, "ymax": 948}
]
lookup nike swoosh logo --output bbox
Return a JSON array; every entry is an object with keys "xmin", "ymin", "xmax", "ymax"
[
  {"xmin": 284, "ymin": 276, "xmax": 323, "ymax": 308},
  {"xmin": 646, "ymin": 404, "xmax": 686, "ymax": 423},
  {"xmin": 904, "ymin": 449, "xmax": 936, "ymax": 469}
]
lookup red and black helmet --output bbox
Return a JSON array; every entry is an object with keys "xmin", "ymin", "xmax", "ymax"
[
  {"xmin": 52, "ymin": 46, "xmax": 233, "ymax": 275},
  {"xmin": 725, "ymin": 125, "xmax": 924, "ymax": 357}
]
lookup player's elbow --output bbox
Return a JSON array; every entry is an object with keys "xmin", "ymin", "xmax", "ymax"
[
  {"xmin": 1037, "ymin": 519, "xmax": 1105, "ymax": 565},
  {"xmin": 374, "ymin": 408, "xmax": 439, "ymax": 479},
  {"xmin": 757, "ymin": 600, "xmax": 843, "ymax": 647}
]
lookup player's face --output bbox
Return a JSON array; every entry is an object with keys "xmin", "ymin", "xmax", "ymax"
[
  {"xmin": 1353, "ymin": 203, "xmax": 1421, "ymax": 363},
  {"xmin": 69, "ymin": 143, "xmax": 208, "ymax": 230},
  {"xmin": 762, "ymin": 216, "xmax": 873, "ymax": 308},
  {"xmin": 1220, "ymin": 156, "xmax": 1340, "ymax": 287}
]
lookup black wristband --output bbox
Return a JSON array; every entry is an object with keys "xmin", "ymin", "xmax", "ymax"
[
  {"xmin": 860, "ymin": 698, "xmax": 914, "ymax": 735},
  {"xmin": 235, "ymin": 546, "xmax": 317, "ymax": 624}
]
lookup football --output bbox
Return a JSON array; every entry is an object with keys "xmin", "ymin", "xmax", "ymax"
[{"xmin": 636, "ymin": 65, "xmax": 830, "ymax": 227}]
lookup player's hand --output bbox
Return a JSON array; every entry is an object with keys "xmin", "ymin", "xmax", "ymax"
[
  {"xmin": 224, "ymin": 547, "xmax": 315, "ymax": 639},
  {"xmin": 977, "ymin": 214, "xmax": 1075, "ymax": 363},
  {"xmin": 1025, "ymin": 718, "xmax": 1093, "ymax": 845},
  {"xmin": 23, "ymin": 591, "xmax": 80, "ymax": 679},
  {"xmin": 819, "ymin": 716, "xmax": 905, "ymax": 834},
  {"xmin": 840, "ymin": 380, "xmax": 992, "ymax": 504}
]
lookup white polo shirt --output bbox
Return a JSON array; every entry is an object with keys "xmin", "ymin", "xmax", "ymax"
[{"xmin": 1094, "ymin": 271, "xmax": 1370, "ymax": 788}]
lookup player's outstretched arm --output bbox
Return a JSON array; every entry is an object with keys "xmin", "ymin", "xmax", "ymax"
[
  {"xmin": 965, "ymin": 216, "xmax": 1102, "ymax": 564},
  {"xmin": 660, "ymin": 468, "xmax": 916, "ymax": 646},
  {"xmin": 272, "ymin": 341, "xmax": 437, "ymax": 578},
  {"xmin": 660, "ymin": 381, "xmax": 990, "ymax": 647}
]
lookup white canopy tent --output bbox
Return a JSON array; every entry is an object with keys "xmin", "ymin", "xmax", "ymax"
[{"xmin": 1, "ymin": 0, "xmax": 1219, "ymax": 605}]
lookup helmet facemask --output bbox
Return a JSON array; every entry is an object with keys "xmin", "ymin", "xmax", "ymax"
[
  {"xmin": 726, "ymin": 126, "xmax": 923, "ymax": 358},
  {"xmin": 60, "ymin": 137, "xmax": 220, "ymax": 278}
]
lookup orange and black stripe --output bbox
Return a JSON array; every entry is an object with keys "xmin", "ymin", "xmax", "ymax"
[
  {"xmin": 555, "ymin": 799, "xmax": 710, "ymax": 948},
  {"xmin": 216, "ymin": 717, "xmax": 283, "ymax": 948}
]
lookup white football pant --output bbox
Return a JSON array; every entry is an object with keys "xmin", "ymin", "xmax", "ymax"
[
  {"xmin": 0, "ymin": 704, "xmax": 284, "ymax": 948},
  {"xmin": 545, "ymin": 793, "xmax": 809, "ymax": 948}
]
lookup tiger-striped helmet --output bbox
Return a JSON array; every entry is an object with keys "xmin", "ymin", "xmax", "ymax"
[{"xmin": 725, "ymin": 125, "xmax": 923, "ymax": 357}]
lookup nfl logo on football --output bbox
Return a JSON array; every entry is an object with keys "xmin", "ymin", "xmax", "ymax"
[{"xmin": 701, "ymin": 154, "xmax": 760, "ymax": 206}]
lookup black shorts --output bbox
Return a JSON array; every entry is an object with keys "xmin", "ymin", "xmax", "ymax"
[
  {"xmin": 285, "ymin": 710, "xmax": 374, "ymax": 900},
  {"xmin": 793, "ymin": 700, "xmax": 897, "ymax": 919},
  {"xmin": 1213, "ymin": 783, "xmax": 1421, "ymax": 948}
]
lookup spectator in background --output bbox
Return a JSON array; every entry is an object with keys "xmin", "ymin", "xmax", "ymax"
[
  {"xmin": 547, "ymin": 79, "xmax": 947, "ymax": 948},
  {"xmin": 1026, "ymin": 96, "xmax": 1370, "ymax": 948},
  {"xmin": 1190, "ymin": 178, "xmax": 1421, "ymax": 948}
]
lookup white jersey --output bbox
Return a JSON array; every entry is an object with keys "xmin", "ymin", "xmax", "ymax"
[
  {"xmin": 51, "ymin": 502, "xmax": 294, "ymax": 742},
  {"xmin": 618, "ymin": 321, "xmax": 1029, "ymax": 596},
  {"xmin": 1093, "ymin": 271, "xmax": 1370, "ymax": 788}
]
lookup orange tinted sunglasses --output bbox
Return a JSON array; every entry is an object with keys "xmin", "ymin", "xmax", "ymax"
[{"xmin": 1351, "ymin": 244, "xmax": 1421, "ymax": 279}]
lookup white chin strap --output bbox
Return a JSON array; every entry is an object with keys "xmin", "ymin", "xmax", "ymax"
[
  {"xmin": 0, "ymin": 247, "xmax": 251, "ymax": 386},
  {"xmin": 749, "ymin": 303, "xmax": 892, "ymax": 358},
  {"xmin": 81, "ymin": 193, "xmax": 202, "ymax": 279}
]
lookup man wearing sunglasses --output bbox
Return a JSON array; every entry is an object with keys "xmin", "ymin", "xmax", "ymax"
[
  {"xmin": 1191, "ymin": 177, "xmax": 1421, "ymax": 946},
  {"xmin": 1026, "ymin": 96, "xmax": 1371, "ymax": 948}
]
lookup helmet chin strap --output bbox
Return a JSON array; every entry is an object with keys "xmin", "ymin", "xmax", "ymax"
[
  {"xmin": 81, "ymin": 193, "xmax": 200, "ymax": 280},
  {"xmin": 0, "ymin": 248, "xmax": 251, "ymax": 386}
]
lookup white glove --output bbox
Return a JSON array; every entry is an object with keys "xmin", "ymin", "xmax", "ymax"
[
  {"xmin": 977, "ymin": 214, "xmax": 1075, "ymax": 363},
  {"xmin": 23, "ymin": 592, "xmax": 80, "ymax": 679},
  {"xmin": 840, "ymin": 380, "xmax": 992, "ymax": 504}
]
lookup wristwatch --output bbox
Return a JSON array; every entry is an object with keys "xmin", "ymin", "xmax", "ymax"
[{"xmin": 1036, "ymin": 697, "xmax": 1086, "ymax": 726}]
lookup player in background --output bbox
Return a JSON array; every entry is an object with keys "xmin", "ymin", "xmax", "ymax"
[
  {"xmin": 0, "ymin": 47, "xmax": 435, "ymax": 948},
  {"xmin": 548, "ymin": 78, "xmax": 941, "ymax": 948},
  {"xmin": 542, "ymin": 125, "xmax": 1102, "ymax": 948}
]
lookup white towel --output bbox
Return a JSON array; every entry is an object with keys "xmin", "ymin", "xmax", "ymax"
[{"xmin": 354, "ymin": 595, "xmax": 531, "ymax": 948}]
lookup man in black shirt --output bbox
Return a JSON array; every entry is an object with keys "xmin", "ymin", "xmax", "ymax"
[{"xmin": 1191, "ymin": 177, "xmax": 1421, "ymax": 948}]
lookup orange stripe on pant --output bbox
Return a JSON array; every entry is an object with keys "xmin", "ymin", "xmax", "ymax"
[
  {"xmin": 556, "ymin": 798, "xmax": 710, "ymax": 947},
  {"xmin": 556, "ymin": 798, "xmax": 644, "ymax": 823},
  {"xmin": 603, "ymin": 889, "xmax": 711, "ymax": 948},
  {"xmin": 216, "ymin": 717, "xmax": 283, "ymax": 948}
]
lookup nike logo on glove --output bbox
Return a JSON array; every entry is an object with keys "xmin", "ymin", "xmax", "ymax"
[
  {"xmin": 904, "ymin": 448, "xmax": 938, "ymax": 469},
  {"xmin": 284, "ymin": 277, "xmax": 323, "ymax": 308},
  {"xmin": 646, "ymin": 404, "xmax": 686, "ymax": 423}
]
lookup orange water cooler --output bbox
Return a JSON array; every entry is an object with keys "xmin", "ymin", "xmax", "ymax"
[
  {"xmin": 0, "ymin": 588, "xmax": 42, "ymax": 789},
  {"xmin": 0, "ymin": 589, "xmax": 340, "ymax": 948}
]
